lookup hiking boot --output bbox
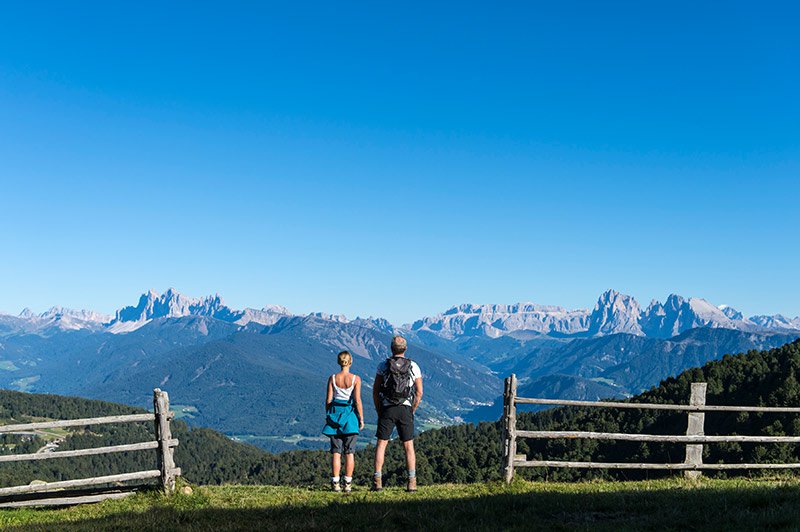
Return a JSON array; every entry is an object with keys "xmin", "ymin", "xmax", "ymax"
[
  {"xmin": 371, "ymin": 475, "xmax": 383, "ymax": 492},
  {"xmin": 331, "ymin": 480, "xmax": 342, "ymax": 492},
  {"xmin": 343, "ymin": 480, "xmax": 352, "ymax": 493},
  {"xmin": 406, "ymin": 477, "xmax": 417, "ymax": 492}
]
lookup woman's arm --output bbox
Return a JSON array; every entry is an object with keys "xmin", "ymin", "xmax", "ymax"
[
  {"xmin": 325, "ymin": 376, "xmax": 333, "ymax": 409},
  {"xmin": 354, "ymin": 375, "xmax": 365, "ymax": 430}
]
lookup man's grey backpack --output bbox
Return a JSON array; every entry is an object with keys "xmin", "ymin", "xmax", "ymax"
[{"xmin": 381, "ymin": 356, "xmax": 414, "ymax": 405}]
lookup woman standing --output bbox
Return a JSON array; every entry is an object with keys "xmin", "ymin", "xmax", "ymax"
[{"xmin": 322, "ymin": 350, "xmax": 364, "ymax": 492}]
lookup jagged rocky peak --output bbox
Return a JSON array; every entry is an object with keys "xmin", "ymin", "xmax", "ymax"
[
  {"xmin": 18, "ymin": 308, "xmax": 37, "ymax": 319},
  {"xmin": 110, "ymin": 288, "xmax": 287, "ymax": 329},
  {"xmin": 719, "ymin": 305, "xmax": 744, "ymax": 321},
  {"xmin": 640, "ymin": 294, "xmax": 739, "ymax": 338},
  {"xmin": 114, "ymin": 288, "xmax": 199, "ymax": 323},
  {"xmin": 587, "ymin": 289, "xmax": 643, "ymax": 336}
]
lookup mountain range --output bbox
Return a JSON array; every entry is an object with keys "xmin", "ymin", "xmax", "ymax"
[
  {"xmin": 0, "ymin": 288, "xmax": 800, "ymax": 339},
  {"xmin": 4, "ymin": 288, "xmax": 799, "ymax": 339},
  {"xmin": 408, "ymin": 289, "xmax": 800, "ymax": 340},
  {"xmin": 1, "ymin": 288, "xmax": 798, "ymax": 452}
]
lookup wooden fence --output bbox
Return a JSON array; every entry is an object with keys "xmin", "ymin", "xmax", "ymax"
[
  {"xmin": 502, "ymin": 374, "xmax": 800, "ymax": 483},
  {"xmin": 0, "ymin": 388, "xmax": 180, "ymax": 508}
]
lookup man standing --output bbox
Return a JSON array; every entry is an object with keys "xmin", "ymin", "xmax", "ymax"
[{"xmin": 372, "ymin": 335, "xmax": 423, "ymax": 492}]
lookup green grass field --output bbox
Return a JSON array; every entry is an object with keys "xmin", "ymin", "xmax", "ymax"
[{"xmin": 3, "ymin": 477, "xmax": 800, "ymax": 531}]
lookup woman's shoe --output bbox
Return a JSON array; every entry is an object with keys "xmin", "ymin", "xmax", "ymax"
[
  {"xmin": 343, "ymin": 480, "xmax": 352, "ymax": 493},
  {"xmin": 332, "ymin": 480, "xmax": 342, "ymax": 492},
  {"xmin": 371, "ymin": 476, "xmax": 383, "ymax": 491},
  {"xmin": 406, "ymin": 477, "xmax": 417, "ymax": 492}
]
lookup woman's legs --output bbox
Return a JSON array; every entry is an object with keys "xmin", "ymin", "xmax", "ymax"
[
  {"xmin": 344, "ymin": 453, "xmax": 355, "ymax": 477},
  {"xmin": 331, "ymin": 452, "xmax": 342, "ymax": 478}
]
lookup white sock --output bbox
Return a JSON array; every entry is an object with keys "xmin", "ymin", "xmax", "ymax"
[
  {"xmin": 344, "ymin": 476, "xmax": 352, "ymax": 483},
  {"xmin": 332, "ymin": 476, "xmax": 340, "ymax": 483}
]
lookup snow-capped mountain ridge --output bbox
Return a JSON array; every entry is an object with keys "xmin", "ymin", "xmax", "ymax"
[
  {"xmin": 3, "ymin": 288, "xmax": 800, "ymax": 338},
  {"xmin": 410, "ymin": 289, "xmax": 800, "ymax": 340}
]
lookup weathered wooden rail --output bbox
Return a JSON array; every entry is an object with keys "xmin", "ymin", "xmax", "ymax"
[
  {"xmin": 0, "ymin": 388, "xmax": 180, "ymax": 508},
  {"xmin": 502, "ymin": 375, "xmax": 800, "ymax": 483}
]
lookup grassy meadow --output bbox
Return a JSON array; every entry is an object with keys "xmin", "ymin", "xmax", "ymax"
[{"xmin": 3, "ymin": 477, "xmax": 800, "ymax": 530}]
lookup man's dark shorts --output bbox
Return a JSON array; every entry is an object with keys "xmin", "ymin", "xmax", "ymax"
[
  {"xmin": 376, "ymin": 404, "xmax": 415, "ymax": 441},
  {"xmin": 329, "ymin": 434, "xmax": 357, "ymax": 454}
]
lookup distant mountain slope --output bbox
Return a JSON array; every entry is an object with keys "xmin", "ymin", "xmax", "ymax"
[
  {"xmin": 88, "ymin": 317, "xmax": 499, "ymax": 439},
  {"xmin": 0, "ymin": 316, "xmax": 242, "ymax": 396},
  {"xmin": 516, "ymin": 327, "xmax": 800, "ymax": 394},
  {"xmin": 464, "ymin": 374, "xmax": 624, "ymax": 422}
]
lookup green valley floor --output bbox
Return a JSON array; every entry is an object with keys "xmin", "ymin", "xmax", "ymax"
[{"xmin": 2, "ymin": 477, "xmax": 800, "ymax": 531}]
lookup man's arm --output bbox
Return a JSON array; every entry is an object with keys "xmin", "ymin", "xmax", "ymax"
[
  {"xmin": 412, "ymin": 377, "xmax": 423, "ymax": 413},
  {"xmin": 373, "ymin": 374, "xmax": 383, "ymax": 415}
]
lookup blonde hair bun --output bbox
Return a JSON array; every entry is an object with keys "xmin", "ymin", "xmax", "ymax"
[{"xmin": 337, "ymin": 350, "xmax": 352, "ymax": 367}]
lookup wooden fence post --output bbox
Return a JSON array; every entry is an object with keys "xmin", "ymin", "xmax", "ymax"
[
  {"xmin": 502, "ymin": 377, "xmax": 510, "ymax": 480},
  {"xmin": 684, "ymin": 382, "xmax": 707, "ymax": 479},
  {"xmin": 502, "ymin": 374, "xmax": 518, "ymax": 484},
  {"xmin": 153, "ymin": 388, "xmax": 177, "ymax": 493}
]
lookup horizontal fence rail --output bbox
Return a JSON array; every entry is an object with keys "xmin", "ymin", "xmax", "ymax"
[
  {"xmin": 0, "ymin": 470, "xmax": 163, "ymax": 497},
  {"xmin": 0, "ymin": 413, "xmax": 156, "ymax": 434},
  {"xmin": 501, "ymin": 375, "xmax": 800, "ymax": 483},
  {"xmin": 0, "ymin": 388, "xmax": 180, "ymax": 508},
  {"xmin": 0, "ymin": 439, "xmax": 179, "ymax": 463},
  {"xmin": 0, "ymin": 491, "xmax": 135, "ymax": 509},
  {"xmin": 515, "ymin": 397, "xmax": 800, "ymax": 413},
  {"xmin": 515, "ymin": 430, "xmax": 800, "ymax": 444},
  {"xmin": 513, "ymin": 460, "xmax": 800, "ymax": 470}
]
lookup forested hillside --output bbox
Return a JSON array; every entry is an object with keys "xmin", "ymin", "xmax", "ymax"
[{"xmin": 0, "ymin": 391, "xmax": 272, "ymax": 487}]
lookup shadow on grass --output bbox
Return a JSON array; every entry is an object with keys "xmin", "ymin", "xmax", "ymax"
[{"xmin": 7, "ymin": 483, "xmax": 800, "ymax": 531}]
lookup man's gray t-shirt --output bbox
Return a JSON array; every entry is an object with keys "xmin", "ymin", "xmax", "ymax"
[{"xmin": 376, "ymin": 357, "xmax": 422, "ymax": 407}]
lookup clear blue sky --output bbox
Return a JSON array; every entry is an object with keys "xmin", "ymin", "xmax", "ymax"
[{"xmin": 1, "ymin": 2, "xmax": 798, "ymax": 324}]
